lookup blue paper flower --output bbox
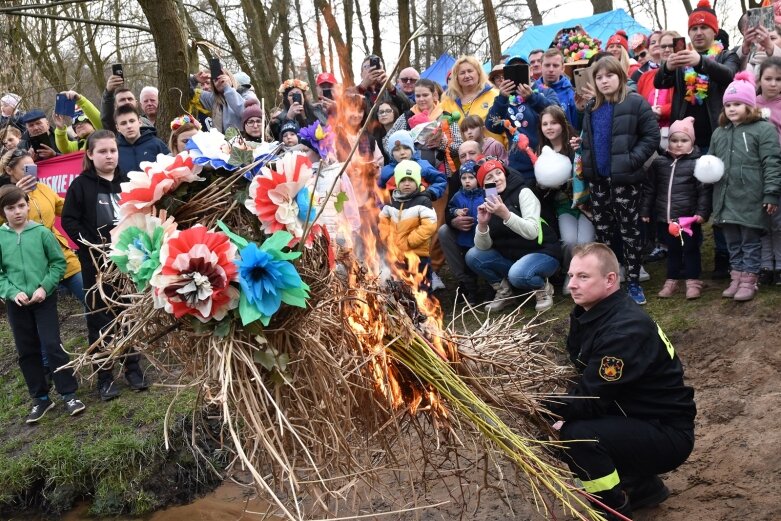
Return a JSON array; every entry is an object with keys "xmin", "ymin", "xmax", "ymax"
[
  {"xmin": 295, "ymin": 187, "xmax": 317, "ymax": 223},
  {"xmin": 218, "ymin": 224, "xmax": 311, "ymax": 326}
]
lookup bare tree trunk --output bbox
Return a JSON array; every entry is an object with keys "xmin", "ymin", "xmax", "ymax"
[
  {"xmin": 425, "ymin": 0, "xmax": 432, "ymax": 66},
  {"xmin": 398, "ymin": 0, "xmax": 411, "ymax": 69},
  {"xmin": 294, "ymin": 0, "xmax": 317, "ymax": 88},
  {"xmin": 482, "ymin": 0, "xmax": 501, "ymax": 65},
  {"xmin": 315, "ymin": 9, "xmax": 327, "ymax": 72},
  {"xmin": 137, "ymin": 0, "xmax": 189, "ymax": 142},
  {"xmin": 680, "ymin": 0, "xmax": 693, "ymax": 14},
  {"xmin": 590, "ymin": 0, "xmax": 613, "ymax": 13},
  {"xmin": 114, "ymin": 0, "xmax": 121, "ymax": 61},
  {"xmin": 527, "ymin": 0, "xmax": 543, "ymax": 26},
  {"xmin": 434, "ymin": 0, "xmax": 443, "ymax": 61},
  {"xmin": 278, "ymin": 0, "xmax": 292, "ymax": 80},
  {"xmin": 239, "ymin": 0, "xmax": 280, "ymax": 103},
  {"xmin": 314, "ymin": 0, "xmax": 354, "ymax": 85},
  {"xmin": 411, "ymin": 0, "xmax": 420, "ymax": 70},
  {"xmin": 206, "ymin": 0, "xmax": 255, "ymax": 81},
  {"xmin": 369, "ymin": 0, "xmax": 382, "ymax": 59},
  {"xmin": 353, "ymin": 0, "xmax": 371, "ymax": 56},
  {"xmin": 343, "ymin": 0, "xmax": 353, "ymax": 66}
]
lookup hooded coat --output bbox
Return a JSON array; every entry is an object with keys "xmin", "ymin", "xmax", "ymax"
[
  {"xmin": 0, "ymin": 221, "xmax": 66, "ymax": 299},
  {"xmin": 117, "ymin": 127, "xmax": 170, "ymax": 174},
  {"xmin": 642, "ymin": 147, "xmax": 712, "ymax": 223}
]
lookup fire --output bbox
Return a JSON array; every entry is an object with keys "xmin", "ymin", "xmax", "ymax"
[{"xmin": 328, "ymin": 89, "xmax": 452, "ymax": 418}]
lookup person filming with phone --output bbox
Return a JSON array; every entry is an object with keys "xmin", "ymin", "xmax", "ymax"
[
  {"xmin": 486, "ymin": 56, "xmax": 559, "ymax": 182},
  {"xmin": 270, "ymin": 79, "xmax": 327, "ymax": 141},
  {"xmin": 357, "ymin": 55, "xmax": 412, "ymax": 116},
  {"xmin": 465, "ymin": 158, "xmax": 561, "ymax": 313}
]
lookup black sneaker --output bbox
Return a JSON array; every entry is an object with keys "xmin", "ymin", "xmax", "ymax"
[
  {"xmin": 98, "ymin": 380, "xmax": 120, "ymax": 401},
  {"xmin": 64, "ymin": 397, "xmax": 86, "ymax": 416},
  {"xmin": 626, "ymin": 475, "xmax": 670, "ymax": 510},
  {"xmin": 26, "ymin": 398, "xmax": 55, "ymax": 424},
  {"xmin": 125, "ymin": 370, "xmax": 150, "ymax": 392},
  {"xmin": 758, "ymin": 268, "xmax": 775, "ymax": 286}
]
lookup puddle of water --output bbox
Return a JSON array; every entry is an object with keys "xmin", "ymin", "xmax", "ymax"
[{"xmin": 50, "ymin": 481, "xmax": 281, "ymax": 521}]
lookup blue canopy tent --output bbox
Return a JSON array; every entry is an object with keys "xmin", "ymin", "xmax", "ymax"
[
  {"xmin": 484, "ymin": 9, "xmax": 651, "ymax": 70},
  {"xmin": 421, "ymin": 54, "xmax": 456, "ymax": 87}
]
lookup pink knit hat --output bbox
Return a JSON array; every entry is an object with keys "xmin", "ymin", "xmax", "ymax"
[
  {"xmin": 723, "ymin": 71, "xmax": 757, "ymax": 108},
  {"xmin": 669, "ymin": 117, "xmax": 695, "ymax": 143}
]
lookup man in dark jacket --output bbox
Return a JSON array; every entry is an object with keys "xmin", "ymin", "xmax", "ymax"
[
  {"xmin": 101, "ymin": 73, "xmax": 155, "ymax": 133},
  {"xmin": 18, "ymin": 109, "xmax": 61, "ymax": 161},
  {"xmin": 114, "ymin": 105, "xmax": 169, "ymax": 173},
  {"xmin": 357, "ymin": 55, "xmax": 412, "ymax": 115},
  {"xmin": 533, "ymin": 49, "xmax": 579, "ymax": 129},
  {"xmin": 653, "ymin": 1, "xmax": 738, "ymax": 279},
  {"xmin": 550, "ymin": 242, "xmax": 696, "ymax": 520}
]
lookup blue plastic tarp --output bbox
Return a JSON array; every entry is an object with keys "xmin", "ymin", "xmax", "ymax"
[
  {"xmin": 421, "ymin": 53, "xmax": 456, "ymax": 87},
  {"xmin": 487, "ymin": 8, "xmax": 651, "ymax": 69}
]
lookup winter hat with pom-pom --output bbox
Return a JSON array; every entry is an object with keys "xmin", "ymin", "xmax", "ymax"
[
  {"xmin": 241, "ymin": 98, "xmax": 263, "ymax": 127},
  {"xmin": 694, "ymin": 155, "xmax": 725, "ymax": 184},
  {"xmin": 689, "ymin": 0, "xmax": 718, "ymax": 34},
  {"xmin": 723, "ymin": 71, "xmax": 757, "ymax": 108},
  {"xmin": 534, "ymin": 146, "xmax": 573, "ymax": 188},
  {"xmin": 606, "ymin": 30, "xmax": 629, "ymax": 52}
]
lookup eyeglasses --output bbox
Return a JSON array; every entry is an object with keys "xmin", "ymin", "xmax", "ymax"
[
  {"xmin": 399, "ymin": 77, "xmax": 417, "ymax": 83},
  {"xmin": 660, "ymin": 44, "xmax": 674, "ymax": 49},
  {"xmin": 245, "ymin": 119, "xmax": 263, "ymax": 126},
  {"xmin": 636, "ymin": 51, "xmax": 647, "ymax": 59},
  {"xmin": 377, "ymin": 109, "xmax": 394, "ymax": 115}
]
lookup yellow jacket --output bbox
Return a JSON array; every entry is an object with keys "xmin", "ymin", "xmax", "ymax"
[
  {"xmin": 2, "ymin": 182, "xmax": 81, "ymax": 279},
  {"xmin": 440, "ymin": 84, "xmax": 507, "ymax": 147},
  {"xmin": 379, "ymin": 191, "xmax": 437, "ymax": 259},
  {"xmin": 54, "ymin": 95, "xmax": 103, "ymax": 153}
]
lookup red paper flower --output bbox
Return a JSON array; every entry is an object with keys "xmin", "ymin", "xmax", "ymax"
[
  {"xmin": 151, "ymin": 225, "xmax": 239, "ymax": 322},
  {"xmin": 118, "ymin": 152, "xmax": 204, "ymax": 217}
]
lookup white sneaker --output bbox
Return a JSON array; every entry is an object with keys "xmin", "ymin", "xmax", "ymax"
[
  {"xmin": 431, "ymin": 271, "xmax": 446, "ymax": 291},
  {"xmin": 562, "ymin": 274, "xmax": 571, "ymax": 296},
  {"xmin": 534, "ymin": 281, "xmax": 554, "ymax": 312},
  {"xmin": 619, "ymin": 266, "xmax": 650, "ymax": 283}
]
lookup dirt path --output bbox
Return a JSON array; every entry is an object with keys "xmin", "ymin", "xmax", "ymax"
[{"xmin": 634, "ymin": 297, "xmax": 781, "ymax": 521}]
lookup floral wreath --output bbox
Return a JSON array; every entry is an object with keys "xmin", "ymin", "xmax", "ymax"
[
  {"xmin": 278, "ymin": 78, "xmax": 309, "ymax": 95},
  {"xmin": 171, "ymin": 114, "xmax": 202, "ymax": 131},
  {"xmin": 555, "ymin": 30, "xmax": 601, "ymax": 63}
]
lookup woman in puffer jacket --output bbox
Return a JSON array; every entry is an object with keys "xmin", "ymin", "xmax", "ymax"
[{"xmin": 641, "ymin": 117, "xmax": 711, "ymax": 300}]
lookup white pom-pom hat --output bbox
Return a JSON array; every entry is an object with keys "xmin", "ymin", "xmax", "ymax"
[
  {"xmin": 694, "ymin": 155, "xmax": 725, "ymax": 184},
  {"xmin": 534, "ymin": 146, "xmax": 572, "ymax": 188}
]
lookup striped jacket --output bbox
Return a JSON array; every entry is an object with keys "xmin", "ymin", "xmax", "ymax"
[{"xmin": 379, "ymin": 190, "xmax": 437, "ymax": 259}]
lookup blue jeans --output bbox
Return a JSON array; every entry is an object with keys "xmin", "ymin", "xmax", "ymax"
[
  {"xmin": 465, "ymin": 248, "xmax": 559, "ymax": 290},
  {"xmin": 58, "ymin": 272, "xmax": 85, "ymax": 306},
  {"xmin": 722, "ymin": 223, "xmax": 762, "ymax": 274}
]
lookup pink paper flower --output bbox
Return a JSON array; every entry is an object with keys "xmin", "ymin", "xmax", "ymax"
[{"xmin": 118, "ymin": 152, "xmax": 204, "ymax": 217}]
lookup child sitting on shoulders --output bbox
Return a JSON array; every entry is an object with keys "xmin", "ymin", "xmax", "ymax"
[
  {"xmin": 445, "ymin": 160, "xmax": 485, "ymax": 303},
  {"xmin": 0, "ymin": 185, "xmax": 86, "ymax": 424},
  {"xmin": 379, "ymin": 160, "xmax": 438, "ymax": 290},
  {"xmin": 459, "ymin": 115, "xmax": 508, "ymax": 164},
  {"xmin": 641, "ymin": 117, "xmax": 711, "ymax": 300}
]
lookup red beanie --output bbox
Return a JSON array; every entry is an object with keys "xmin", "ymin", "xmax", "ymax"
[
  {"xmin": 476, "ymin": 159, "xmax": 505, "ymax": 187},
  {"xmin": 688, "ymin": 0, "xmax": 718, "ymax": 34},
  {"xmin": 606, "ymin": 30, "xmax": 629, "ymax": 52}
]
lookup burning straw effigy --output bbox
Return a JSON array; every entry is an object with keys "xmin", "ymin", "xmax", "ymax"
[{"xmin": 69, "ymin": 122, "xmax": 607, "ymax": 520}]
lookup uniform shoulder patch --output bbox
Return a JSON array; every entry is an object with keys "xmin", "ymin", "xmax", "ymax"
[{"xmin": 599, "ymin": 356, "xmax": 624, "ymax": 382}]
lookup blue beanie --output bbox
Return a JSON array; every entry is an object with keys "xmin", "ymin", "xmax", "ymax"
[{"xmin": 385, "ymin": 130, "xmax": 415, "ymax": 157}]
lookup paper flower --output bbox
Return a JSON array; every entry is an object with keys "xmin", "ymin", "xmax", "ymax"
[
  {"xmin": 151, "ymin": 225, "xmax": 239, "ymax": 323},
  {"xmin": 118, "ymin": 152, "xmax": 204, "ymax": 217},
  {"xmin": 298, "ymin": 121, "xmax": 333, "ymax": 159},
  {"xmin": 244, "ymin": 153, "xmax": 316, "ymax": 239},
  {"xmin": 217, "ymin": 225, "xmax": 310, "ymax": 326},
  {"xmin": 186, "ymin": 128, "xmax": 279, "ymax": 178},
  {"xmin": 109, "ymin": 210, "xmax": 178, "ymax": 290}
]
